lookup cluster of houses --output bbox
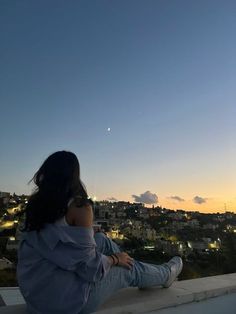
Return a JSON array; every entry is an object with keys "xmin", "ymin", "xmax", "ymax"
[{"xmin": 0, "ymin": 192, "xmax": 236, "ymax": 270}]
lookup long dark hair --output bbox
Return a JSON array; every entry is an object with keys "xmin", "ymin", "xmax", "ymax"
[{"xmin": 22, "ymin": 151, "xmax": 89, "ymax": 231}]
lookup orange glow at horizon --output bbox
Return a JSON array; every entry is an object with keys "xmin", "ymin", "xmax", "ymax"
[{"xmin": 95, "ymin": 192, "xmax": 236, "ymax": 214}]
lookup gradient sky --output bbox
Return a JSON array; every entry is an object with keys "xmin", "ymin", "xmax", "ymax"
[{"xmin": 0, "ymin": 1, "xmax": 236, "ymax": 212}]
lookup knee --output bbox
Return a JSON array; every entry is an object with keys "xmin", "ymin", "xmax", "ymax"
[
  {"xmin": 94, "ymin": 231, "xmax": 109, "ymax": 246},
  {"xmin": 94, "ymin": 231, "xmax": 121, "ymax": 255},
  {"xmin": 94, "ymin": 231, "xmax": 113, "ymax": 254}
]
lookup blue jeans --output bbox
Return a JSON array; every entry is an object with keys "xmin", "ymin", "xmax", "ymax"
[{"xmin": 80, "ymin": 232, "xmax": 170, "ymax": 314}]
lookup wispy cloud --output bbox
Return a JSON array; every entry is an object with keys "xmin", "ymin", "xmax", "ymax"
[
  {"xmin": 193, "ymin": 196, "xmax": 207, "ymax": 204},
  {"xmin": 107, "ymin": 197, "xmax": 118, "ymax": 201},
  {"xmin": 132, "ymin": 191, "xmax": 158, "ymax": 204},
  {"xmin": 168, "ymin": 196, "xmax": 185, "ymax": 202}
]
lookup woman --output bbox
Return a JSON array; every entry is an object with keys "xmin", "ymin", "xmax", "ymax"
[{"xmin": 17, "ymin": 151, "xmax": 183, "ymax": 314}]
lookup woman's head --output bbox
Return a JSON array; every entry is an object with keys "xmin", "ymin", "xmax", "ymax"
[
  {"xmin": 23, "ymin": 151, "xmax": 88, "ymax": 231},
  {"xmin": 34, "ymin": 151, "xmax": 82, "ymax": 195}
]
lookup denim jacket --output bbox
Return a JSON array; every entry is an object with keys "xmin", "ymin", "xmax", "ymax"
[{"xmin": 17, "ymin": 224, "xmax": 111, "ymax": 314}]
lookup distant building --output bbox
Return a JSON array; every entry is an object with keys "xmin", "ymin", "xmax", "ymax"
[
  {"xmin": 107, "ymin": 228, "xmax": 124, "ymax": 240},
  {"xmin": 226, "ymin": 224, "xmax": 236, "ymax": 233},
  {"xmin": 121, "ymin": 221, "xmax": 157, "ymax": 241},
  {"xmin": 203, "ymin": 223, "xmax": 219, "ymax": 230},
  {"xmin": 139, "ymin": 208, "xmax": 149, "ymax": 219},
  {"xmin": 6, "ymin": 237, "xmax": 20, "ymax": 251},
  {"xmin": 187, "ymin": 241, "xmax": 206, "ymax": 252},
  {"xmin": 167, "ymin": 211, "xmax": 187, "ymax": 221},
  {"xmin": 0, "ymin": 192, "xmax": 11, "ymax": 209},
  {"xmin": 0, "ymin": 257, "xmax": 13, "ymax": 270},
  {"xmin": 186, "ymin": 219, "xmax": 200, "ymax": 228},
  {"xmin": 156, "ymin": 239, "xmax": 187, "ymax": 256},
  {"xmin": 7, "ymin": 205, "xmax": 22, "ymax": 215},
  {"xmin": 0, "ymin": 192, "xmax": 10, "ymax": 198}
]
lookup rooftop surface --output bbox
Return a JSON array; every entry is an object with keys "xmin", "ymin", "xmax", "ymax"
[{"xmin": 0, "ymin": 273, "xmax": 236, "ymax": 313}]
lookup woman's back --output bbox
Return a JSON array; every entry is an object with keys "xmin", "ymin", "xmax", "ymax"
[{"xmin": 17, "ymin": 224, "xmax": 110, "ymax": 314}]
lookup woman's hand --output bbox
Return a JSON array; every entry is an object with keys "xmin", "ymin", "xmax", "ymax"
[
  {"xmin": 65, "ymin": 199, "xmax": 93, "ymax": 227},
  {"xmin": 113, "ymin": 252, "xmax": 134, "ymax": 269}
]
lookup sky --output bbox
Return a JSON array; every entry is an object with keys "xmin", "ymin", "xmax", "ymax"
[{"xmin": 0, "ymin": 0, "xmax": 236, "ymax": 213}]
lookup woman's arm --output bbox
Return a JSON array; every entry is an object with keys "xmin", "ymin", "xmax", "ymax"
[
  {"xmin": 65, "ymin": 198, "xmax": 134, "ymax": 270},
  {"xmin": 65, "ymin": 199, "xmax": 93, "ymax": 227}
]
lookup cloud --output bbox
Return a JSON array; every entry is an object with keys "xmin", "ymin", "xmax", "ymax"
[
  {"xmin": 193, "ymin": 196, "xmax": 207, "ymax": 204},
  {"xmin": 132, "ymin": 191, "xmax": 158, "ymax": 204},
  {"xmin": 168, "ymin": 196, "xmax": 185, "ymax": 202},
  {"xmin": 106, "ymin": 197, "xmax": 118, "ymax": 201}
]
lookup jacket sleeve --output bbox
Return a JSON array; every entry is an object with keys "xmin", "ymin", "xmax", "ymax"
[{"xmin": 38, "ymin": 227, "xmax": 112, "ymax": 282}]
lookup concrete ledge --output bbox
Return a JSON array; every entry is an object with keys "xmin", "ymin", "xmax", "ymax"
[
  {"xmin": 1, "ymin": 273, "xmax": 236, "ymax": 313},
  {"xmin": 0, "ymin": 287, "xmax": 24, "ymax": 307},
  {"xmin": 96, "ymin": 273, "xmax": 236, "ymax": 314}
]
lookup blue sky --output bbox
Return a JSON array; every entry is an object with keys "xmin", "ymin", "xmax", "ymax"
[{"xmin": 0, "ymin": 1, "xmax": 236, "ymax": 211}]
